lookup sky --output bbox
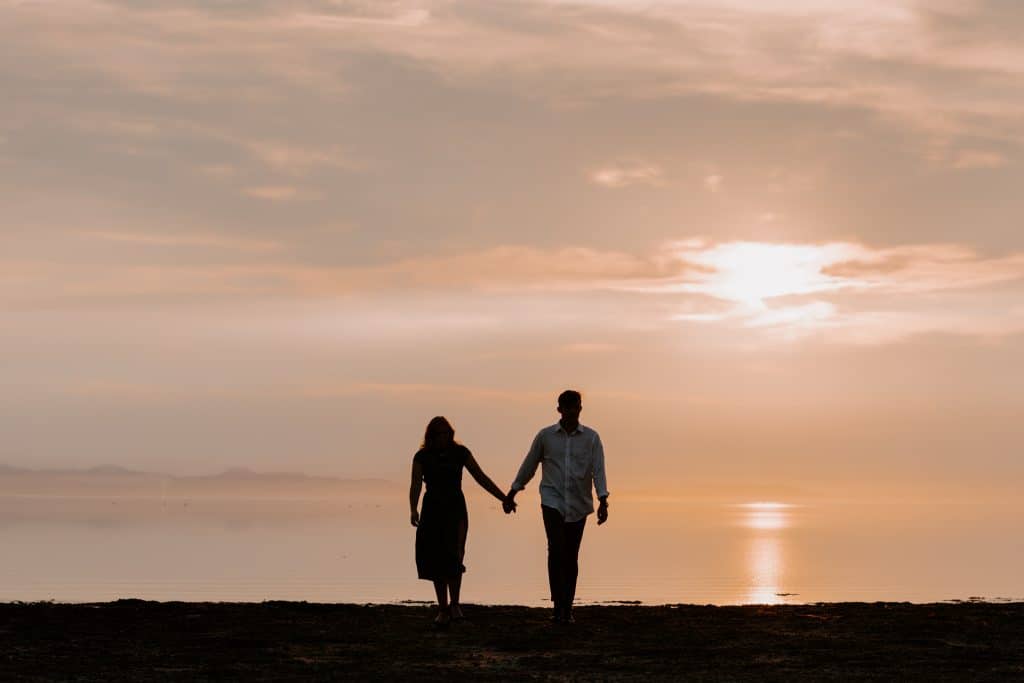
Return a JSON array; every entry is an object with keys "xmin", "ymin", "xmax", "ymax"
[{"xmin": 2, "ymin": 0, "xmax": 1023, "ymax": 499}]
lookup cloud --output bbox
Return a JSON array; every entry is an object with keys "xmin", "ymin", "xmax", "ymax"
[
  {"xmin": 589, "ymin": 163, "xmax": 662, "ymax": 188},
  {"xmin": 77, "ymin": 231, "xmax": 283, "ymax": 252},
  {"xmin": 637, "ymin": 241, "xmax": 864, "ymax": 305},
  {"xmin": 7, "ymin": 238, "xmax": 1023, "ymax": 346},
  {"xmin": 249, "ymin": 1, "xmax": 1024, "ymax": 143},
  {"xmin": 327, "ymin": 245, "xmax": 690, "ymax": 293},
  {"xmin": 55, "ymin": 381, "xmax": 240, "ymax": 400},
  {"xmin": 53, "ymin": 380, "xmax": 540, "ymax": 403},
  {"xmin": 951, "ymin": 150, "xmax": 1009, "ymax": 169},
  {"xmin": 5, "ymin": 0, "xmax": 1023, "ymax": 259},
  {"xmin": 0, "ymin": 261, "xmax": 286, "ymax": 302},
  {"xmin": 289, "ymin": 8, "xmax": 432, "ymax": 30},
  {"xmin": 636, "ymin": 239, "xmax": 1024, "ymax": 342},
  {"xmin": 744, "ymin": 301, "xmax": 838, "ymax": 329},
  {"xmin": 12, "ymin": 0, "xmax": 1024, "ymax": 148},
  {"xmin": 242, "ymin": 140, "xmax": 356, "ymax": 176},
  {"xmin": 7, "ymin": 238, "xmax": 1022, "ymax": 304},
  {"xmin": 297, "ymin": 382, "xmax": 546, "ymax": 402},
  {"xmin": 633, "ymin": 240, "xmax": 1024, "ymax": 302},
  {"xmin": 198, "ymin": 164, "xmax": 238, "ymax": 179},
  {"xmin": 0, "ymin": 244, "xmax": 687, "ymax": 307},
  {"xmin": 242, "ymin": 186, "xmax": 321, "ymax": 201},
  {"xmin": 560, "ymin": 342, "xmax": 618, "ymax": 353},
  {"xmin": 703, "ymin": 174, "xmax": 723, "ymax": 192},
  {"xmin": 821, "ymin": 244, "xmax": 1024, "ymax": 293}
]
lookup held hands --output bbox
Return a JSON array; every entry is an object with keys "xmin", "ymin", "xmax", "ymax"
[
  {"xmin": 410, "ymin": 510, "xmax": 419, "ymax": 527},
  {"xmin": 502, "ymin": 491, "xmax": 518, "ymax": 515}
]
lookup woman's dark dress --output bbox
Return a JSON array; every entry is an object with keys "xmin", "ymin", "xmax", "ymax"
[{"xmin": 414, "ymin": 444, "xmax": 470, "ymax": 581}]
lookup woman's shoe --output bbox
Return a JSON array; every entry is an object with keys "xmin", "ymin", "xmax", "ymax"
[
  {"xmin": 433, "ymin": 607, "xmax": 451, "ymax": 627},
  {"xmin": 450, "ymin": 605, "xmax": 465, "ymax": 621}
]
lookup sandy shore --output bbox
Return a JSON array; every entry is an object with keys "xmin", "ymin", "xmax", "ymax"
[{"xmin": 2, "ymin": 601, "xmax": 1023, "ymax": 680}]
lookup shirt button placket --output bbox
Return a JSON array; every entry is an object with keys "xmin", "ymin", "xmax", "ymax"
[{"xmin": 564, "ymin": 432, "xmax": 570, "ymax": 514}]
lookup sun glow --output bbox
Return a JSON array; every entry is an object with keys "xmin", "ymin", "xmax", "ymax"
[
  {"xmin": 647, "ymin": 239, "xmax": 1024, "ymax": 339},
  {"xmin": 739, "ymin": 502, "xmax": 793, "ymax": 531},
  {"xmin": 675, "ymin": 241, "xmax": 861, "ymax": 308}
]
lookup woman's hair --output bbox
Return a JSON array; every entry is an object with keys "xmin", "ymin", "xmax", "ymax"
[{"xmin": 421, "ymin": 416, "xmax": 456, "ymax": 451}]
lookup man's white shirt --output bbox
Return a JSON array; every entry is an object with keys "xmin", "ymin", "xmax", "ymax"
[{"xmin": 511, "ymin": 422, "xmax": 609, "ymax": 523}]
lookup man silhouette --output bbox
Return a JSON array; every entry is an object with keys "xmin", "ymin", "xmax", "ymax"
[{"xmin": 504, "ymin": 389, "xmax": 609, "ymax": 623}]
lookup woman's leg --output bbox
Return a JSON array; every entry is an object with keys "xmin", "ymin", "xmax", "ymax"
[
  {"xmin": 449, "ymin": 576, "xmax": 462, "ymax": 615},
  {"xmin": 449, "ymin": 519, "xmax": 468, "ymax": 617},
  {"xmin": 433, "ymin": 580, "xmax": 449, "ymax": 608},
  {"xmin": 432, "ymin": 580, "xmax": 450, "ymax": 623}
]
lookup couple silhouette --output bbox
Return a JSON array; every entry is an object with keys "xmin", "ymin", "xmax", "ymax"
[{"xmin": 409, "ymin": 390, "xmax": 610, "ymax": 626}]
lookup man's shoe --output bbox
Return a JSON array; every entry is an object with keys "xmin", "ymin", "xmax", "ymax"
[
  {"xmin": 563, "ymin": 607, "xmax": 575, "ymax": 624},
  {"xmin": 551, "ymin": 606, "xmax": 564, "ymax": 623}
]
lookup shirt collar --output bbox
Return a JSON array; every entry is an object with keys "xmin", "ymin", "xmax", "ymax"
[{"xmin": 556, "ymin": 422, "xmax": 585, "ymax": 436}]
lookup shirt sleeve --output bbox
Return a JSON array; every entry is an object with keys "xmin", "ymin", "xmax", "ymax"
[
  {"xmin": 511, "ymin": 430, "xmax": 544, "ymax": 492},
  {"xmin": 592, "ymin": 432, "xmax": 609, "ymax": 499}
]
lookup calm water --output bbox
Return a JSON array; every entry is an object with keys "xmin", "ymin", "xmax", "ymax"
[{"xmin": 2, "ymin": 495, "xmax": 1022, "ymax": 605}]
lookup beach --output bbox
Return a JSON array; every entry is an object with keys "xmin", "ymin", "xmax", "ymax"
[{"xmin": 3, "ymin": 600, "xmax": 1023, "ymax": 680}]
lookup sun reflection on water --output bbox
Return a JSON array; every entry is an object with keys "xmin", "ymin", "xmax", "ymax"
[
  {"xmin": 747, "ymin": 536, "xmax": 783, "ymax": 604},
  {"xmin": 738, "ymin": 502, "xmax": 793, "ymax": 604}
]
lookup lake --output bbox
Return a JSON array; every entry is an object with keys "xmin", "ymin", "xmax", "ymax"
[{"xmin": 1, "ymin": 495, "xmax": 1021, "ymax": 605}]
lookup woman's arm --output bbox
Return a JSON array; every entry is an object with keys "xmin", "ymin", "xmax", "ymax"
[
  {"xmin": 465, "ymin": 453, "xmax": 513, "ymax": 507},
  {"xmin": 409, "ymin": 460, "xmax": 423, "ymax": 526}
]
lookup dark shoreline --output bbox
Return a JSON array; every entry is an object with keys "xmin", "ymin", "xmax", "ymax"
[{"xmin": 3, "ymin": 600, "xmax": 1024, "ymax": 680}]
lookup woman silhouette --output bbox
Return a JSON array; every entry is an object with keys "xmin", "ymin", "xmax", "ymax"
[{"xmin": 410, "ymin": 416, "xmax": 514, "ymax": 625}]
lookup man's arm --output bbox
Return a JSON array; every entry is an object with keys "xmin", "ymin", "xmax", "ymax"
[
  {"xmin": 593, "ymin": 433, "xmax": 609, "ymax": 525},
  {"xmin": 504, "ymin": 431, "xmax": 544, "ymax": 512}
]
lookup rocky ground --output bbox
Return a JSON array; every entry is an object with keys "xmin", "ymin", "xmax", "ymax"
[{"xmin": 2, "ymin": 600, "xmax": 1023, "ymax": 680}]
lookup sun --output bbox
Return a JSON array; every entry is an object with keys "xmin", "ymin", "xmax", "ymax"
[
  {"xmin": 739, "ymin": 502, "xmax": 793, "ymax": 531},
  {"xmin": 677, "ymin": 241, "xmax": 859, "ymax": 309}
]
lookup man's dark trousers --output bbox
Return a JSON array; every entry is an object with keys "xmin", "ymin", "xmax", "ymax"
[{"xmin": 542, "ymin": 505, "xmax": 587, "ymax": 611}]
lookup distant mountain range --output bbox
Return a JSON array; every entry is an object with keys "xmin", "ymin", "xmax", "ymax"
[{"xmin": 0, "ymin": 464, "xmax": 395, "ymax": 498}]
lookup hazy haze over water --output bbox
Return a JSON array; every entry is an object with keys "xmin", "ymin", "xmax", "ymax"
[{"xmin": 3, "ymin": 495, "xmax": 1021, "ymax": 606}]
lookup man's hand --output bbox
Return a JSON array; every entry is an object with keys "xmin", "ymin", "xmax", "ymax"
[
  {"xmin": 597, "ymin": 498, "xmax": 609, "ymax": 525},
  {"xmin": 410, "ymin": 510, "xmax": 419, "ymax": 527},
  {"xmin": 502, "ymin": 490, "xmax": 518, "ymax": 514}
]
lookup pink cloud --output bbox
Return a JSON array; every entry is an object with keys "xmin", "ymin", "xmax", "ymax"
[
  {"xmin": 77, "ymin": 231, "xmax": 283, "ymax": 252},
  {"xmin": 589, "ymin": 163, "xmax": 663, "ymax": 188}
]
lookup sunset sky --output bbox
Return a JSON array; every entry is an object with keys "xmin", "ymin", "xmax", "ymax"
[{"xmin": 3, "ymin": 0, "xmax": 1022, "ymax": 498}]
